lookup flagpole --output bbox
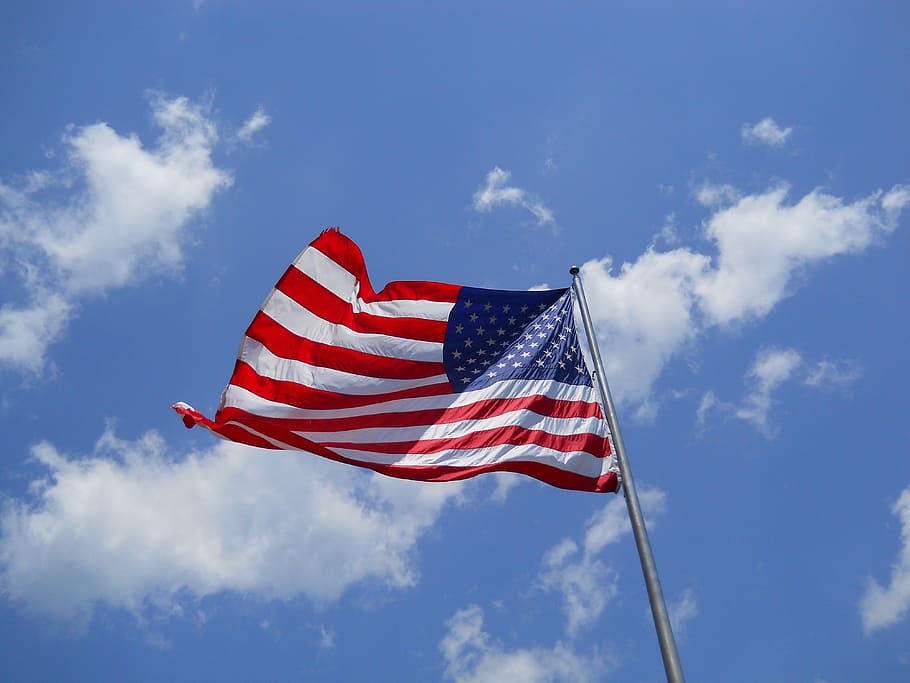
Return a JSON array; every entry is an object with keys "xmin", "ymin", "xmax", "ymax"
[{"xmin": 570, "ymin": 266, "xmax": 686, "ymax": 683}]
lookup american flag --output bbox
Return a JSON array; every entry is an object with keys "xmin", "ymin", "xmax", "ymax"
[{"xmin": 174, "ymin": 228, "xmax": 619, "ymax": 493}]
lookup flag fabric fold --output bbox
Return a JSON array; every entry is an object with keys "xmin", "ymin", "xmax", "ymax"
[{"xmin": 174, "ymin": 228, "xmax": 619, "ymax": 493}]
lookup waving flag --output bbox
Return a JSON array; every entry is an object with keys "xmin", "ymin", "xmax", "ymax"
[{"xmin": 174, "ymin": 228, "xmax": 619, "ymax": 492}]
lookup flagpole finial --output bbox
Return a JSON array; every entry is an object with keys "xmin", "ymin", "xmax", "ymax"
[{"xmin": 569, "ymin": 265, "xmax": 580, "ymax": 275}]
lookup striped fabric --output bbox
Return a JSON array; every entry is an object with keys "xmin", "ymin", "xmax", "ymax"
[{"xmin": 174, "ymin": 228, "xmax": 619, "ymax": 493}]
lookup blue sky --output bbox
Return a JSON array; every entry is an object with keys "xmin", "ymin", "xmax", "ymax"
[{"xmin": 1, "ymin": 2, "xmax": 909, "ymax": 681}]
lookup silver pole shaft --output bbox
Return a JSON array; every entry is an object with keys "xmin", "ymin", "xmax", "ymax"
[{"xmin": 570, "ymin": 266, "xmax": 686, "ymax": 683}]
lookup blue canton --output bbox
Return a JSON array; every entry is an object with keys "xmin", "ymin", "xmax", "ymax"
[{"xmin": 443, "ymin": 287, "xmax": 593, "ymax": 392}]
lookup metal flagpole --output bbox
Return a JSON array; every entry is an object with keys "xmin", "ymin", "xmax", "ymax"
[{"xmin": 570, "ymin": 266, "xmax": 686, "ymax": 683}]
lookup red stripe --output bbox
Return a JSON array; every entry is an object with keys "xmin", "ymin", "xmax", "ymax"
[
  {"xmin": 310, "ymin": 229, "xmax": 460, "ymax": 303},
  {"xmin": 246, "ymin": 312, "xmax": 444, "ymax": 380},
  {"xmin": 322, "ymin": 425, "xmax": 608, "ymax": 458},
  {"xmin": 223, "ymin": 361, "xmax": 453, "ymax": 412},
  {"xmin": 277, "ymin": 266, "xmax": 449, "ymax": 342},
  {"xmin": 217, "ymin": 393, "xmax": 605, "ymax": 437}
]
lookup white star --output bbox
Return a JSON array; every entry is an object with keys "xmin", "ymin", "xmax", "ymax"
[
  {"xmin": 476, "ymin": 326, "xmax": 485, "ymax": 336},
  {"xmin": 487, "ymin": 371, "xmax": 497, "ymax": 378},
  {"xmin": 512, "ymin": 362, "xmax": 522, "ymax": 367},
  {"xmin": 521, "ymin": 352, "xmax": 531, "ymax": 358},
  {"xmin": 502, "ymin": 304, "xmax": 511, "ymax": 313},
  {"xmin": 497, "ymin": 328, "xmax": 507, "ymax": 336},
  {"xmin": 484, "ymin": 303, "xmax": 492, "ymax": 311},
  {"xmin": 452, "ymin": 350, "xmax": 462, "ymax": 359},
  {"xmin": 464, "ymin": 339, "xmax": 473, "ymax": 348},
  {"xmin": 464, "ymin": 299, "xmax": 473, "ymax": 308},
  {"xmin": 455, "ymin": 324, "xmax": 464, "ymax": 334},
  {"xmin": 469, "ymin": 313, "xmax": 479, "ymax": 322}
]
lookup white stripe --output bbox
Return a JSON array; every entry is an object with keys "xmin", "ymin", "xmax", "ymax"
[
  {"xmin": 240, "ymin": 336, "xmax": 448, "ymax": 395},
  {"xmin": 297, "ymin": 245, "xmax": 454, "ymax": 320},
  {"xmin": 262, "ymin": 289, "xmax": 443, "ymax": 362},
  {"xmin": 220, "ymin": 378, "xmax": 603, "ymax": 423},
  {"xmin": 290, "ymin": 412, "xmax": 605, "ymax": 444}
]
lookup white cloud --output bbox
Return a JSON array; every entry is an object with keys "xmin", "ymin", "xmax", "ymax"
[
  {"xmin": 667, "ymin": 588, "xmax": 698, "ymax": 636},
  {"xmin": 741, "ymin": 117, "xmax": 793, "ymax": 147},
  {"xmin": 735, "ymin": 347, "xmax": 802, "ymax": 435},
  {"xmin": 695, "ymin": 185, "xmax": 904, "ymax": 326},
  {"xmin": 576, "ymin": 182, "xmax": 908, "ymax": 409},
  {"xmin": 0, "ymin": 94, "xmax": 233, "ymax": 372},
  {"xmin": 0, "ymin": 428, "xmax": 461, "ymax": 624},
  {"xmin": 695, "ymin": 391, "xmax": 723, "ymax": 433},
  {"xmin": 861, "ymin": 485, "xmax": 910, "ymax": 633},
  {"xmin": 234, "ymin": 106, "xmax": 271, "ymax": 143},
  {"xmin": 0, "ymin": 292, "xmax": 72, "ymax": 372},
  {"xmin": 439, "ymin": 605, "xmax": 606, "ymax": 683},
  {"xmin": 539, "ymin": 489, "xmax": 666, "ymax": 635},
  {"xmin": 695, "ymin": 183, "xmax": 740, "ymax": 208},
  {"xmin": 472, "ymin": 167, "xmax": 556, "ymax": 229},
  {"xmin": 804, "ymin": 358, "xmax": 862, "ymax": 390},
  {"xmin": 579, "ymin": 249, "xmax": 709, "ymax": 406}
]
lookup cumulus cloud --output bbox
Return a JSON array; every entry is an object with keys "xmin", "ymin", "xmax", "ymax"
[
  {"xmin": 0, "ymin": 93, "xmax": 233, "ymax": 372},
  {"xmin": 472, "ymin": 167, "xmax": 556, "ymax": 229},
  {"xmin": 539, "ymin": 489, "xmax": 666, "ymax": 634},
  {"xmin": 741, "ymin": 117, "xmax": 793, "ymax": 147},
  {"xmin": 439, "ymin": 605, "xmax": 606, "ymax": 683},
  {"xmin": 233, "ymin": 106, "xmax": 271, "ymax": 143},
  {"xmin": 861, "ymin": 486, "xmax": 910, "ymax": 633},
  {"xmin": 0, "ymin": 428, "xmax": 460, "ymax": 624},
  {"xmin": 576, "ymin": 182, "xmax": 908, "ymax": 409},
  {"xmin": 579, "ymin": 249, "xmax": 709, "ymax": 406},
  {"xmin": 735, "ymin": 347, "xmax": 802, "ymax": 435},
  {"xmin": 695, "ymin": 184, "xmax": 904, "ymax": 325}
]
